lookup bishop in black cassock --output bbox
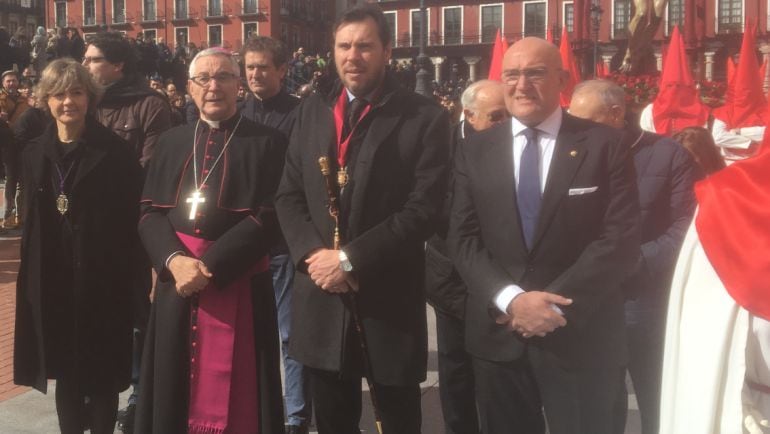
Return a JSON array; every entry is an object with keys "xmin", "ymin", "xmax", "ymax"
[{"xmin": 134, "ymin": 49, "xmax": 286, "ymax": 434}]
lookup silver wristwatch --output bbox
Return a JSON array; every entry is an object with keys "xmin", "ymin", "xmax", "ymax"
[{"xmin": 339, "ymin": 250, "xmax": 353, "ymax": 272}]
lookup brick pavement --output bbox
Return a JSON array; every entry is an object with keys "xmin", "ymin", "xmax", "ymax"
[{"xmin": 0, "ymin": 233, "xmax": 26, "ymax": 403}]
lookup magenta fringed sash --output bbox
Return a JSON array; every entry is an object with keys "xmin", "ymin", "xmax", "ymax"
[{"xmin": 176, "ymin": 231, "xmax": 268, "ymax": 434}]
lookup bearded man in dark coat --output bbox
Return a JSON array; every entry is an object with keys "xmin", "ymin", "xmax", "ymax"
[
  {"xmin": 275, "ymin": 4, "xmax": 449, "ymax": 433},
  {"xmin": 135, "ymin": 47, "xmax": 286, "ymax": 434}
]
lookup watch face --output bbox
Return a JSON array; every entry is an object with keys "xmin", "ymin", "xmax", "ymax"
[{"xmin": 342, "ymin": 262, "xmax": 353, "ymax": 272}]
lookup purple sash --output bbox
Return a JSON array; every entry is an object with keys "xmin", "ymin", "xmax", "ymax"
[{"xmin": 176, "ymin": 231, "xmax": 267, "ymax": 434}]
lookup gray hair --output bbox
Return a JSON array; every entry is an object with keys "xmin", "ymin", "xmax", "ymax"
[
  {"xmin": 36, "ymin": 58, "xmax": 103, "ymax": 113},
  {"xmin": 571, "ymin": 79, "xmax": 626, "ymax": 109},
  {"xmin": 460, "ymin": 79, "xmax": 503, "ymax": 112},
  {"xmin": 188, "ymin": 47, "xmax": 241, "ymax": 78}
]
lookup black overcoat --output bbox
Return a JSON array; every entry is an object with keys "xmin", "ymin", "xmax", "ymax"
[
  {"xmin": 275, "ymin": 76, "xmax": 450, "ymax": 386},
  {"xmin": 14, "ymin": 117, "xmax": 142, "ymax": 394}
]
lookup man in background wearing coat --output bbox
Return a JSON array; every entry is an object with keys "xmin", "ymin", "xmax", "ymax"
[{"xmin": 569, "ymin": 79, "xmax": 700, "ymax": 434}]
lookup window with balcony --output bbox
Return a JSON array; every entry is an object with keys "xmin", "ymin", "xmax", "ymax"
[
  {"xmin": 144, "ymin": 0, "xmax": 156, "ymax": 21},
  {"xmin": 55, "ymin": 1, "xmax": 66, "ymax": 28},
  {"xmin": 443, "ymin": 7, "xmax": 461, "ymax": 44},
  {"xmin": 481, "ymin": 4, "xmax": 502, "ymax": 43},
  {"xmin": 244, "ymin": 22, "xmax": 258, "ymax": 40},
  {"xmin": 384, "ymin": 11, "xmax": 397, "ymax": 47},
  {"xmin": 243, "ymin": 0, "xmax": 258, "ymax": 14},
  {"xmin": 84, "ymin": 0, "xmax": 96, "ymax": 25},
  {"xmin": 564, "ymin": 2, "xmax": 574, "ymax": 33},
  {"xmin": 411, "ymin": 10, "xmax": 422, "ymax": 47},
  {"xmin": 144, "ymin": 29, "xmax": 157, "ymax": 42},
  {"xmin": 175, "ymin": 0, "xmax": 187, "ymax": 19},
  {"xmin": 113, "ymin": 0, "xmax": 126, "ymax": 23},
  {"xmin": 209, "ymin": 24, "xmax": 222, "ymax": 46},
  {"xmin": 176, "ymin": 27, "xmax": 189, "ymax": 48},
  {"xmin": 524, "ymin": 2, "xmax": 546, "ymax": 38},
  {"xmin": 667, "ymin": 0, "xmax": 684, "ymax": 33},
  {"xmin": 208, "ymin": 0, "xmax": 222, "ymax": 16},
  {"xmin": 613, "ymin": 0, "xmax": 631, "ymax": 37},
  {"xmin": 718, "ymin": 0, "xmax": 742, "ymax": 32}
]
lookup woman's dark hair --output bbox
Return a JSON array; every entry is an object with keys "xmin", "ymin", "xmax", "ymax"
[{"xmin": 672, "ymin": 126, "xmax": 727, "ymax": 175}]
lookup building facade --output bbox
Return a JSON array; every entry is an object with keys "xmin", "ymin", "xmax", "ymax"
[
  {"xmin": 370, "ymin": 0, "xmax": 769, "ymax": 83},
  {"xmin": 45, "ymin": 0, "xmax": 335, "ymax": 53},
  {"xmin": 1, "ymin": 0, "xmax": 46, "ymax": 39}
]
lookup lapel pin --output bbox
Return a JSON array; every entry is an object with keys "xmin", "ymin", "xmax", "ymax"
[{"xmin": 569, "ymin": 150, "xmax": 578, "ymax": 157}]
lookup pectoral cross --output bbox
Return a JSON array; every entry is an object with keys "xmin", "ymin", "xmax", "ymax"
[{"xmin": 186, "ymin": 190, "xmax": 206, "ymax": 220}]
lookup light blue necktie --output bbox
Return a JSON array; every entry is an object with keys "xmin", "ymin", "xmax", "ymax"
[{"xmin": 517, "ymin": 128, "xmax": 541, "ymax": 250}]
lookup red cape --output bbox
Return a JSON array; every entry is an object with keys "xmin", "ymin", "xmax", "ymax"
[{"xmin": 695, "ymin": 129, "xmax": 770, "ymax": 321}]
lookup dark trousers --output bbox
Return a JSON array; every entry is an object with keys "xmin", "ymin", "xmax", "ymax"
[
  {"xmin": 435, "ymin": 309, "xmax": 479, "ymax": 434},
  {"xmin": 613, "ymin": 299, "xmax": 666, "ymax": 434},
  {"xmin": 55, "ymin": 378, "xmax": 118, "ymax": 434},
  {"xmin": 1, "ymin": 147, "xmax": 20, "ymax": 218},
  {"xmin": 307, "ymin": 367, "xmax": 422, "ymax": 434},
  {"xmin": 473, "ymin": 347, "xmax": 625, "ymax": 434}
]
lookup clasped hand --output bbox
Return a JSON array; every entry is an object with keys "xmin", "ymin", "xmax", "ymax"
[
  {"xmin": 306, "ymin": 248, "xmax": 353, "ymax": 293},
  {"xmin": 497, "ymin": 291, "xmax": 573, "ymax": 338},
  {"xmin": 168, "ymin": 255, "xmax": 212, "ymax": 297}
]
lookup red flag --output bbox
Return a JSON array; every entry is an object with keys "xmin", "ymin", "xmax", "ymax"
[
  {"xmin": 559, "ymin": 28, "xmax": 582, "ymax": 107},
  {"xmin": 488, "ymin": 29, "xmax": 506, "ymax": 81},
  {"xmin": 714, "ymin": 23, "xmax": 767, "ymax": 129},
  {"xmin": 651, "ymin": 26, "xmax": 709, "ymax": 135}
]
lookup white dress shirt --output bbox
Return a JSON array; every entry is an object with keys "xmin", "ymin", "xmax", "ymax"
[{"xmin": 494, "ymin": 108, "xmax": 563, "ymax": 314}]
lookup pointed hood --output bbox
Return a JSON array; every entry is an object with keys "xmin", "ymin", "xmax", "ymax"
[
  {"xmin": 596, "ymin": 61, "xmax": 608, "ymax": 78},
  {"xmin": 559, "ymin": 28, "xmax": 582, "ymax": 107},
  {"xmin": 714, "ymin": 24, "xmax": 767, "ymax": 128},
  {"xmin": 488, "ymin": 29, "xmax": 507, "ymax": 81},
  {"xmin": 651, "ymin": 26, "xmax": 709, "ymax": 135}
]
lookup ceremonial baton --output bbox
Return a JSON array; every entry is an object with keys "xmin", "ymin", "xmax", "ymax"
[{"xmin": 318, "ymin": 156, "xmax": 384, "ymax": 434}]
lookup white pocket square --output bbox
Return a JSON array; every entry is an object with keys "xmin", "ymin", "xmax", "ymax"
[{"xmin": 568, "ymin": 186, "xmax": 599, "ymax": 196}]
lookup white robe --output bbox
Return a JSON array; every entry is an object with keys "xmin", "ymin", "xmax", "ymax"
[
  {"xmin": 711, "ymin": 118, "xmax": 765, "ymax": 162},
  {"xmin": 660, "ymin": 221, "xmax": 770, "ymax": 434}
]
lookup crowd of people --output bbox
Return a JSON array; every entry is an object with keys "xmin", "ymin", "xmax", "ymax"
[{"xmin": 1, "ymin": 3, "xmax": 768, "ymax": 434}]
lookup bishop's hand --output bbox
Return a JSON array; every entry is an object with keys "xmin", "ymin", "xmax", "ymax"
[
  {"xmin": 306, "ymin": 248, "xmax": 350, "ymax": 293},
  {"xmin": 168, "ymin": 255, "xmax": 213, "ymax": 297}
]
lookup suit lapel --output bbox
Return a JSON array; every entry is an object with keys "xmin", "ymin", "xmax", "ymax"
[
  {"xmin": 530, "ymin": 114, "xmax": 588, "ymax": 251},
  {"xmin": 347, "ymin": 95, "xmax": 402, "ymax": 234}
]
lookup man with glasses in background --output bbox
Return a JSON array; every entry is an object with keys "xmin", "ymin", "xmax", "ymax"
[
  {"xmin": 82, "ymin": 32, "xmax": 172, "ymax": 434},
  {"xmin": 448, "ymin": 37, "xmax": 640, "ymax": 434},
  {"xmin": 426, "ymin": 79, "xmax": 507, "ymax": 434},
  {"xmin": 134, "ymin": 47, "xmax": 286, "ymax": 434}
]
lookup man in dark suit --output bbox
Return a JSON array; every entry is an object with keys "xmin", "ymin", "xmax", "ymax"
[
  {"xmin": 569, "ymin": 79, "xmax": 700, "ymax": 434},
  {"xmin": 275, "ymin": 4, "xmax": 449, "ymax": 433},
  {"xmin": 448, "ymin": 37, "xmax": 640, "ymax": 434}
]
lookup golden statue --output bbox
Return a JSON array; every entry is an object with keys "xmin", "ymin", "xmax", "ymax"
[{"xmin": 620, "ymin": 0, "xmax": 669, "ymax": 74}]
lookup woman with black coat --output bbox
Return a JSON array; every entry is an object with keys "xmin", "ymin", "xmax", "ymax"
[{"xmin": 13, "ymin": 58, "xmax": 142, "ymax": 434}]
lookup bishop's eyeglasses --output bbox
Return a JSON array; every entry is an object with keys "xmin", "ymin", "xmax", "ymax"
[{"xmin": 190, "ymin": 72, "xmax": 239, "ymax": 87}]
